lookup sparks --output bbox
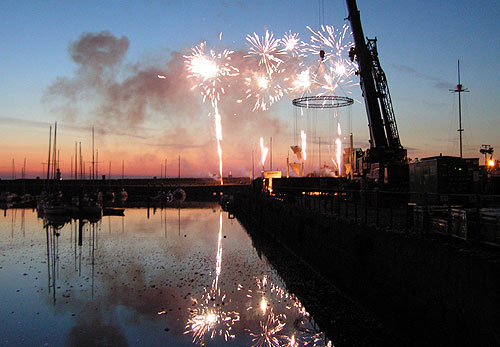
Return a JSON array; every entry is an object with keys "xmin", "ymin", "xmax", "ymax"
[
  {"xmin": 185, "ymin": 41, "xmax": 239, "ymax": 107},
  {"xmin": 246, "ymin": 30, "xmax": 286, "ymax": 77},
  {"xmin": 260, "ymin": 137, "xmax": 269, "ymax": 169},
  {"xmin": 335, "ymin": 138, "xmax": 342, "ymax": 176},
  {"xmin": 301, "ymin": 130, "xmax": 307, "ymax": 161},
  {"xmin": 214, "ymin": 211, "xmax": 223, "ymax": 289},
  {"xmin": 185, "ymin": 40, "xmax": 237, "ymax": 185},
  {"xmin": 292, "ymin": 69, "xmax": 313, "ymax": 93},
  {"xmin": 281, "ymin": 31, "xmax": 305, "ymax": 58},
  {"xmin": 260, "ymin": 297, "xmax": 268, "ymax": 314},
  {"xmin": 214, "ymin": 106, "xmax": 224, "ymax": 185},
  {"xmin": 243, "ymin": 72, "xmax": 287, "ymax": 111},
  {"xmin": 304, "ymin": 24, "xmax": 357, "ymax": 95},
  {"xmin": 250, "ymin": 311, "xmax": 287, "ymax": 347}
]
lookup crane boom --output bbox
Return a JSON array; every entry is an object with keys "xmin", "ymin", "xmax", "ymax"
[{"xmin": 345, "ymin": 0, "xmax": 406, "ymax": 165}]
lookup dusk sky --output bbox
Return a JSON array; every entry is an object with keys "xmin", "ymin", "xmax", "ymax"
[{"xmin": 1, "ymin": 0, "xmax": 499, "ymax": 178}]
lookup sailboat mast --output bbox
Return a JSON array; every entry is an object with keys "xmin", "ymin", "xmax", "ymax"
[
  {"xmin": 47, "ymin": 126, "xmax": 52, "ymax": 180},
  {"xmin": 92, "ymin": 126, "xmax": 95, "ymax": 180},
  {"xmin": 52, "ymin": 122, "xmax": 57, "ymax": 179}
]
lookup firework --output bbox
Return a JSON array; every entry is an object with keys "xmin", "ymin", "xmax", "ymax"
[
  {"xmin": 185, "ymin": 41, "xmax": 239, "ymax": 107},
  {"xmin": 185, "ymin": 41, "xmax": 237, "ymax": 185},
  {"xmin": 246, "ymin": 30, "xmax": 286, "ymax": 77},
  {"xmin": 302, "ymin": 24, "xmax": 357, "ymax": 96},
  {"xmin": 281, "ymin": 31, "xmax": 306, "ymax": 58},
  {"xmin": 213, "ymin": 106, "xmax": 224, "ymax": 185},
  {"xmin": 250, "ymin": 311, "xmax": 287, "ymax": 347},
  {"xmin": 241, "ymin": 71, "xmax": 288, "ymax": 111},
  {"xmin": 291, "ymin": 68, "xmax": 315, "ymax": 94},
  {"xmin": 260, "ymin": 137, "xmax": 269, "ymax": 169},
  {"xmin": 184, "ymin": 211, "xmax": 240, "ymax": 345},
  {"xmin": 301, "ymin": 131, "xmax": 307, "ymax": 161},
  {"xmin": 184, "ymin": 287, "xmax": 240, "ymax": 345},
  {"xmin": 213, "ymin": 211, "xmax": 223, "ymax": 290}
]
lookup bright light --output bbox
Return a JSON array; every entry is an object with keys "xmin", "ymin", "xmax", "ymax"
[
  {"xmin": 257, "ymin": 76, "xmax": 269, "ymax": 89},
  {"xmin": 488, "ymin": 160, "xmax": 495, "ymax": 167},
  {"xmin": 335, "ymin": 138, "xmax": 342, "ymax": 176},
  {"xmin": 292, "ymin": 69, "xmax": 312, "ymax": 92},
  {"xmin": 260, "ymin": 137, "xmax": 268, "ymax": 168},
  {"xmin": 190, "ymin": 55, "xmax": 218, "ymax": 80},
  {"xmin": 301, "ymin": 130, "xmax": 307, "ymax": 161},
  {"xmin": 260, "ymin": 297, "xmax": 267, "ymax": 314},
  {"xmin": 334, "ymin": 63, "xmax": 346, "ymax": 76},
  {"xmin": 206, "ymin": 313, "xmax": 217, "ymax": 325}
]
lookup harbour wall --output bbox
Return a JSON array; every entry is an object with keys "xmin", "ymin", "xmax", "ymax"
[
  {"xmin": 0, "ymin": 178, "xmax": 250, "ymax": 201},
  {"xmin": 232, "ymin": 192, "xmax": 500, "ymax": 347}
]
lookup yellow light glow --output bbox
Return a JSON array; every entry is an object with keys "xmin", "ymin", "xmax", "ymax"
[
  {"xmin": 488, "ymin": 160, "xmax": 495, "ymax": 167},
  {"xmin": 260, "ymin": 297, "xmax": 267, "ymax": 314}
]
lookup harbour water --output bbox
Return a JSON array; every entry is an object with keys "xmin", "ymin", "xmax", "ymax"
[{"xmin": 0, "ymin": 205, "xmax": 330, "ymax": 346}]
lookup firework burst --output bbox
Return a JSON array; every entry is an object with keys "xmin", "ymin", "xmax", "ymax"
[
  {"xmin": 246, "ymin": 30, "xmax": 286, "ymax": 78},
  {"xmin": 184, "ymin": 287, "xmax": 240, "ymax": 345},
  {"xmin": 281, "ymin": 31, "xmax": 306, "ymax": 58},
  {"xmin": 301, "ymin": 24, "xmax": 357, "ymax": 96},
  {"xmin": 241, "ymin": 70, "xmax": 288, "ymax": 111},
  {"xmin": 185, "ymin": 41, "xmax": 239, "ymax": 107},
  {"xmin": 250, "ymin": 311, "xmax": 287, "ymax": 347}
]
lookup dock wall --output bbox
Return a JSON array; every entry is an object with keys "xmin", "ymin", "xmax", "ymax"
[{"xmin": 232, "ymin": 192, "xmax": 500, "ymax": 347}]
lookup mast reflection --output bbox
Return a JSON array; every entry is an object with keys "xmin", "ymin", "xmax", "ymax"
[{"xmin": 43, "ymin": 214, "xmax": 101, "ymax": 305}]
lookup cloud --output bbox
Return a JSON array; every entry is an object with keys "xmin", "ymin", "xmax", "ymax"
[
  {"xmin": 390, "ymin": 63, "xmax": 454, "ymax": 90},
  {"xmin": 0, "ymin": 116, "xmax": 51, "ymax": 128}
]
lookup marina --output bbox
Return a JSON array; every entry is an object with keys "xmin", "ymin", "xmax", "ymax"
[{"xmin": 1, "ymin": 0, "xmax": 499, "ymax": 345}]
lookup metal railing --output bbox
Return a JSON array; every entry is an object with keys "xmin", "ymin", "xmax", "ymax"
[{"xmin": 269, "ymin": 186, "xmax": 500, "ymax": 247}]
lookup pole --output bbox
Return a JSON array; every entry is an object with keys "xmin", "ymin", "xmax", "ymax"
[
  {"xmin": 458, "ymin": 64, "xmax": 463, "ymax": 158},
  {"xmin": 350, "ymin": 132, "xmax": 354, "ymax": 179},
  {"xmin": 319, "ymin": 137, "xmax": 321, "ymax": 176},
  {"xmin": 165, "ymin": 159, "xmax": 167, "ymax": 178},
  {"xmin": 122, "ymin": 160, "xmax": 124, "ymax": 180},
  {"xmin": 96, "ymin": 150, "xmax": 99, "ymax": 179},
  {"xmin": 269, "ymin": 137, "xmax": 272, "ymax": 171},
  {"xmin": 450, "ymin": 60, "xmax": 468, "ymax": 158},
  {"xmin": 47, "ymin": 126, "xmax": 52, "ymax": 181},
  {"xmin": 75, "ymin": 142, "xmax": 77, "ymax": 180},
  {"xmin": 92, "ymin": 126, "xmax": 95, "ymax": 179},
  {"xmin": 53, "ymin": 122, "xmax": 57, "ymax": 180},
  {"xmin": 108, "ymin": 161, "xmax": 111, "ymax": 179},
  {"xmin": 79, "ymin": 142, "xmax": 82, "ymax": 179}
]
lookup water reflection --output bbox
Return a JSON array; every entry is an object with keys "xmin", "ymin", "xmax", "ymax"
[
  {"xmin": 0, "ymin": 205, "xmax": 330, "ymax": 346},
  {"xmin": 44, "ymin": 215, "xmax": 100, "ymax": 304}
]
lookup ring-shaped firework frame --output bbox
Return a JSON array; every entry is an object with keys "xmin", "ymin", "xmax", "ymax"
[{"xmin": 292, "ymin": 95, "xmax": 354, "ymax": 108}]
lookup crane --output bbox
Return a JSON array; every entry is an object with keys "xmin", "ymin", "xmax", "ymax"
[{"xmin": 345, "ymin": 0, "xmax": 408, "ymax": 185}]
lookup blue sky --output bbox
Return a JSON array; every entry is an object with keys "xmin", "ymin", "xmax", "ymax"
[{"xmin": 0, "ymin": 0, "xmax": 499, "ymax": 177}]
